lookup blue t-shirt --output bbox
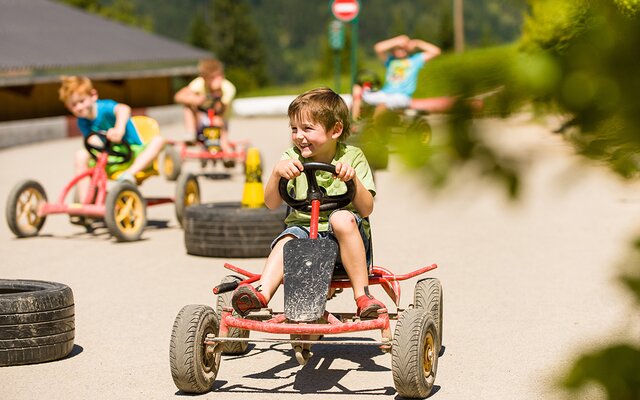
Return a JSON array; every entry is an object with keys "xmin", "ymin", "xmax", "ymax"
[
  {"xmin": 77, "ymin": 99, "xmax": 142, "ymax": 145},
  {"xmin": 381, "ymin": 53, "xmax": 426, "ymax": 97}
]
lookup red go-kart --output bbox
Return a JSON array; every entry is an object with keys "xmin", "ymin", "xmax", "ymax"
[
  {"xmin": 162, "ymin": 98, "xmax": 249, "ymax": 181},
  {"xmin": 169, "ymin": 162, "xmax": 443, "ymax": 398},
  {"xmin": 5, "ymin": 116, "xmax": 200, "ymax": 242}
]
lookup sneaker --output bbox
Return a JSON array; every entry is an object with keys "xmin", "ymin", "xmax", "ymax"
[
  {"xmin": 117, "ymin": 172, "xmax": 136, "ymax": 184},
  {"xmin": 232, "ymin": 284, "xmax": 268, "ymax": 316},
  {"xmin": 356, "ymin": 293, "xmax": 385, "ymax": 319}
]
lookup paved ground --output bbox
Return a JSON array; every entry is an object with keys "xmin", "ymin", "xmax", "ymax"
[{"xmin": 0, "ymin": 115, "xmax": 637, "ymax": 399}]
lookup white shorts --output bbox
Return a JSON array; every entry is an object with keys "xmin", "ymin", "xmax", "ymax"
[{"xmin": 362, "ymin": 90, "xmax": 411, "ymax": 109}]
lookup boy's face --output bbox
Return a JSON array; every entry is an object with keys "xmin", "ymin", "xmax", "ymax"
[
  {"xmin": 64, "ymin": 90, "xmax": 97, "ymax": 119},
  {"xmin": 290, "ymin": 116, "xmax": 342, "ymax": 161},
  {"xmin": 204, "ymin": 73, "xmax": 224, "ymax": 92}
]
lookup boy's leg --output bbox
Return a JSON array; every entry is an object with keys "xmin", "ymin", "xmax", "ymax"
[
  {"xmin": 121, "ymin": 136, "xmax": 165, "ymax": 179},
  {"xmin": 329, "ymin": 210, "xmax": 384, "ymax": 318},
  {"xmin": 231, "ymin": 235, "xmax": 294, "ymax": 315},
  {"xmin": 182, "ymin": 106, "xmax": 199, "ymax": 141}
]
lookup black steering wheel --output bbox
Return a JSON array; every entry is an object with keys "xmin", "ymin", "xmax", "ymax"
[
  {"xmin": 278, "ymin": 162, "xmax": 356, "ymax": 212},
  {"xmin": 83, "ymin": 131, "xmax": 132, "ymax": 165}
]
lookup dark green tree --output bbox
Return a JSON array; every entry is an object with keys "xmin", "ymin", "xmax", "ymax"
[
  {"xmin": 186, "ymin": 13, "xmax": 212, "ymax": 50},
  {"xmin": 210, "ymin": 0, "xmax": 269, "ymax": 92}
]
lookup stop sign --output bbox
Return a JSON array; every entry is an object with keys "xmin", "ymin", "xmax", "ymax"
[{"xmin": 331, "ymin": 0, "xmax": 360, "ymax": 22}]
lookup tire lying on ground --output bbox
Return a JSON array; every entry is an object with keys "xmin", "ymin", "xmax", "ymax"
[
  {"xmin": 184, "ymin": 202, "xmax": 287, "ymax": 258},
  {"xmin": 0, "ymin": 280, "xmax": 75, "ymax": 366}
]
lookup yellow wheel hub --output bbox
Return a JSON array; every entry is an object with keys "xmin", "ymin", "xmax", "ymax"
[
  {"xmin": 17, "ymin": 188, "xmax": 44, "ymax": 232},
  {"xmin": 114, "ymin": 190, "xmax": 144, "ymax": 234},
  {"xmin": 422, "ymin": 331, "xmax": 436, "ymax": 377}
]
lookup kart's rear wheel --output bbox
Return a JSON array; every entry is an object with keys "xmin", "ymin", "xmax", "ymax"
[
  {"xmin": 216, "ymin": 275, "xmax": 250, "ymax": 355},
  {"xmin": 6, "ymin": 180, "xmax": 47, "ymax": 238},
  {"xmin": 392, "ymin": 309, "xmax": 438, "ymax": 399},
  {"xmin": 175, "ymin": 173, "xmax": 200, "ymax": 227},
  {"xmin": 170, "ymin": 304, "xmax": 220, "ymax": 394},
  {"xmin": 162, "ymin": 144, "xmax": 182, "ymax": 181},
  {"xmin": 414, "ymin": 278, "xmax": 443, "ymax": 352},
  {"xmin": 105, "ymin": 182, "xmax": 146, "ymax": 242}
]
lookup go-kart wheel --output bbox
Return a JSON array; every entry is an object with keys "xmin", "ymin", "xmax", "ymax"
[
  {"xmin": 104, "ymin": 182, "xmax": 147, "ymax": 242},
  {"xmin": 215, "ymin": 275, "xmax": 250, "ymax": 355},
  {"xmin": 162, "ymin": 144, "xmax": 182, "ymax": 181},
  {"xmin": 183, "ymin": 202, "xmax": 287, "ymax": 258},
  {"xmin": 414, "ymin": 278, "xmax": 443, "ymax": 353},
  {"xmin": 175, "ymin": 173, "xmax": 200, "ymax": 227},
  {"xmin": 392, "ymin": 309, "xmax": 438, "ymax": 398},
  {"xmin": 6, "ymin": 180, "xmax": 47, "ymax": 238},
  {"xmin": 406, "ymin": 116, "xmax": 432, "ymax": 144},
  {"xmin": 278, "ymin": 162, "xmax": 356, "ymax": 212},
  {"xmin": 169, "ymin": 304, "xmax": 220, "ymax": 394}
]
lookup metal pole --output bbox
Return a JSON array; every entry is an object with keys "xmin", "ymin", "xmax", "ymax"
[
  {"xmin": 334, "ymin": 50, "xmax": 341, "ymax": 93},
  {"xmin": 453, "ymin": 0, "xmax": 464, "ymax": 53},
  {"xmin": 350, "ymin": 16, "xmax": 358, "ymax": 91}
]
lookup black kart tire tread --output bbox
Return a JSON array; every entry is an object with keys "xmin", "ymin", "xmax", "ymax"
[
  {"xmin": 0, "ymin": 279, "xmax": 75, "ymax": 366},
  {"xmin": 392, "ymin": 309, "xmax": 438, "ymax": 399},
  {"xmin": 414, "ymin": 278, "xmax": 443, "ymax": 351},
  {"xmin": 184, "ymin": 202, "xmax": 287, "ymax": 258},
  {"xmin": 215, "ymin": 275, "xmax": 250, "ymax": 355},
  {"xmin": 169, "ymin": 304, "xmax": 220, "ymax": 394}
]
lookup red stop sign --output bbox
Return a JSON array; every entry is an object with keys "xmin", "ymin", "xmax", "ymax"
[{"xmin": 331, "ymin": 0, "xmax": 360, "ymax": 22}]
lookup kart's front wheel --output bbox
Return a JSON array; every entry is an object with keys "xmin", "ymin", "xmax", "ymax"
[
  {"xmin": 414, "ymin": 278, "xmax": 443, "ymax": 352},
  {"xmin": 175, "ymin": 173, "xmax": 200, "ymax": 227},
  {"xmin": 392, "ymin": 309, "xmax": 438, "ymax": 399},
  {"xmin": 162, "ymin": 144, "xmax": 182, "ymax": 181},
  {"xmin": 6, "ymin": 180, "xmax": 47, "ymax": 238},
  {"xmin": 104, "ymin": 182, "xmax": 146, "ymax": 242},
  {"xmin": 169, "ymin": 304, "xmax": 220, "ymax": 394}
]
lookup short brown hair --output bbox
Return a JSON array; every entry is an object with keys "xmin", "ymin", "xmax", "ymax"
[
  {"xmin": 59, "ymin": 76, "xmax": 94, "ymax": 103},
  {"xmin": 198, "ymin": 58, "xmax": 224, "ymax": 77},
  {"xmin": 288, "ymin": 87, "xmax": 351, "ymax": 140}
]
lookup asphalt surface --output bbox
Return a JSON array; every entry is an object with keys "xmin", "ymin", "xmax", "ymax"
[{"xmin": 0, "ymin": 115, "xmax": 637, "ymax": 399}]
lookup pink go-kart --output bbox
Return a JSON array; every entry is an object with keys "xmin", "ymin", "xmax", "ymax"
[
  {"xmin": 6, "ymin": 116, "xmax": 200, "ymax": 242},
  {"xmin": 169, "ymin": 162, "xmax": 443, "ymax": 398}
]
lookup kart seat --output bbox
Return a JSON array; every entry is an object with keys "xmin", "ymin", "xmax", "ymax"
[{"xmin": 109, "ymin": 116, "xmax": 161, "ymax": 183}]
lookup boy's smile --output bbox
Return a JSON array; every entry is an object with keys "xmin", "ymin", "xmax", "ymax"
[
  {"xmin": 65, "ymin": 91, "xmax": 97, "ymax": 119},
  {"xmin": 290, "ymin": 118, "xmax": 341, "ymax": 162}
]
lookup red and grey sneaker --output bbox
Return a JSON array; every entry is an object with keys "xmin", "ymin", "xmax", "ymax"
[
  {"xmin": 356, "ymin": 291, "xmax": 385, "ymax": 319},
  {"xmin": 232, "ymin": 284, "xmax": 268, "ymax": 316}
]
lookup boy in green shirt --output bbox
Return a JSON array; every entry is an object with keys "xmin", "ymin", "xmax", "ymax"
[{"xmin": 232, "ymin": 87, "xmax": 385, "ymax": 319}]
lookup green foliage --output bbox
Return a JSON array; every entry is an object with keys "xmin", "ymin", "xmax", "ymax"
[
  {"xmin": 186, "ymin": 13, "xmax": 212, "ymax": 50},
  {"xmin": 210, "ymin": 0, "xmax": 269, "ymax": 92},
  {"xmin": 58, "ymin": 0, "xmax": 153, "ymax": 31}
]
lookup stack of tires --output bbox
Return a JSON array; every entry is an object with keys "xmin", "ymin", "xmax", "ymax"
[{"xmin": 0, "ymin": 280, "xmax": 75, "ymax": 366}]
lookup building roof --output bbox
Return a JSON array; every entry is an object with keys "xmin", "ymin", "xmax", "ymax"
[{"xmin": 0, "ymin": 0, "xmax": 212, "ymax": 86}]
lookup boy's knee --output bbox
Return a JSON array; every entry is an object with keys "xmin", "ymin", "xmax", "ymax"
[{"xmin": 329, "ymin": 211, "xmax": 357, "ymax": 234}]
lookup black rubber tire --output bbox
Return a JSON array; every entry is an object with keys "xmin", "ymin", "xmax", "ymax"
[
  {"xmin": 414, "ymin": 278, "xmax": 443, "ymax": 352},
  {"xmin": 392, "ymin": 309, "xmax": 438, "ymax": 399},
  {"xmin": 215, "ymin": 275, "xmax": 250, "ymax": 354},
  {"xmin": 162, "ymin": 144, "xmax": 182, "ymax": 181},
  {"xmin": 0, "ymin": 279, "xmax": 74, "ymax": 366},
  {"xmin": 175, "ymin": 173, "xmax": 200, "ymax": 227},
  {"xmin": 183, "ymin": 202, "xmax": 287, "ymax": 258},
  {"xmin": 169, "ymin": 304, "xmax": 220, "ymax": 394},
  {"xmin": 6, "ymin": 179, "xmax": 47, "ymax": 238},
  {"xmin": 104, "ymin": 182, "xmax": 147, "ymax": 242}
]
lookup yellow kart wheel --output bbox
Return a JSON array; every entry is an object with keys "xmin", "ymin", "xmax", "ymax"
[
  {"xmin": 392, "ymin": 309, "xmax": 438, "ymax": 398},
  {"xmin": 105, "ymin": 182, "xmax": 147, "ymax": 242},
  {"xmin": 6, "ymin": 180, "xmax": 47, "ymax": 238},
  {"xmin": 162, "ymin": 144, "xmax": 182, "ymax": 181},
  {"xmin": 175, "ymin": 173, "xmax": 200, "ymax": 227}
]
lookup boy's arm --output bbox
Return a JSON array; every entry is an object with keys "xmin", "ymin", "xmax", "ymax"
[
  {"xmin": 374, "ymin": 35, "xmax": 409, "ymax": 61},
  {"xmin": 264, "ymin": 159, "xmax": 304, "ymax": 210},
  {"xmin": 334, "ymin": 162, "xmax": 374, "ymax": 218},
  {"xmin": 174, "ymin": 86, "xmax": 205, "ymax": 107},
  {"xmin": 107, "ymin": 103, "xmax": 131, "ymax": 143},
  {"xmin": 410, "ymin": 39, "xmax": 442, "ymax": 62}
]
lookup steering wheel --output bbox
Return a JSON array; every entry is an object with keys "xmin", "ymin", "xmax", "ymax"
[
  {"xmin": 278, "ymin": 162, "xmax": 356, "ymax": 212},
  {"xmin": 83, "ymin": 131, "xmax": 132, "ymax": 165},
  {"xmin": 197, "ymin": 95, "xmax": 224, "ymax": 115}
]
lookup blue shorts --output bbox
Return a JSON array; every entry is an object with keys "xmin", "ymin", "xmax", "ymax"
[{"xmin": 271, "ymin": 210, "xmax": 372, "ymax": 267}]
